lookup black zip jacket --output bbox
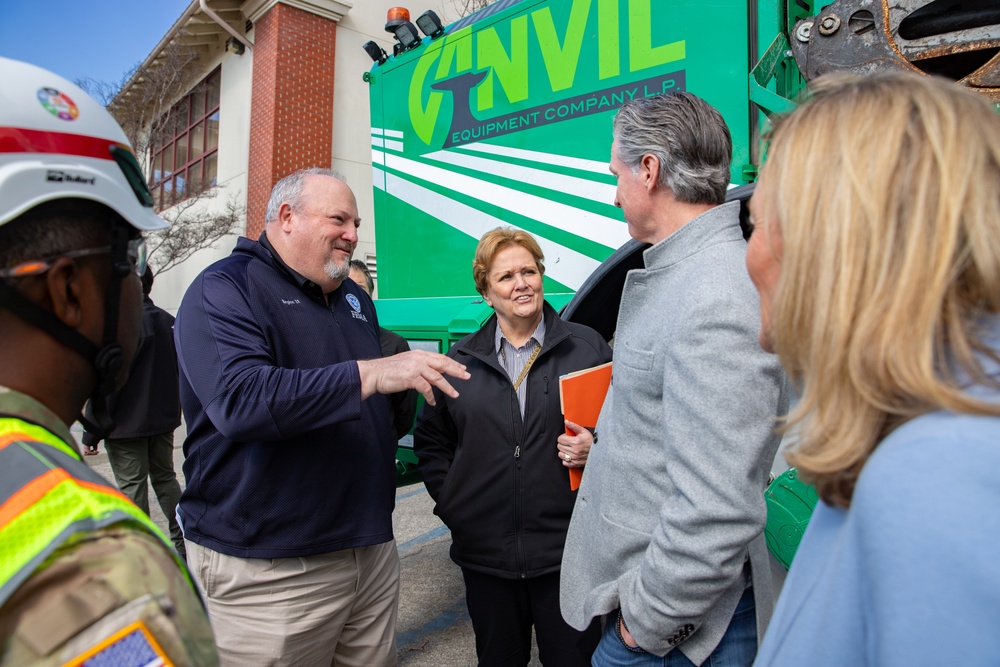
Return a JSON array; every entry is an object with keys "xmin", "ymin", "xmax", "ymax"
[
  {"xmin": 414, "ymin": 302, "xmax": 611, "ymax": 579},
  {"xmin": 82, "ymin": 296, "xmax": 181, "ymax": 443}
]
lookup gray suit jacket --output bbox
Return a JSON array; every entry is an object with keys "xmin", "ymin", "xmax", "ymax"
[{"xmin": 560, "ymin": 202, "xmax": 789, "ymax": 662}]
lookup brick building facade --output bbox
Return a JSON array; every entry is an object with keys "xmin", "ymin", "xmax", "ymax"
[{"xmin": 123, "ymin": 0, "xmax": 437, "ymax": 310}]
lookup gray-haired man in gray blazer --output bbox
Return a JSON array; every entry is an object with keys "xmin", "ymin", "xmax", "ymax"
[{"xmin": 559, "ymin": 92, "xmax": 789, "ymax": 666}]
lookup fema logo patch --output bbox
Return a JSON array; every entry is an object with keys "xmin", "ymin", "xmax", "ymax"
[
  {"xmin": 346, "ymin": 293, "xmax": 362, "ymax": 313},
  {"xmin": 37, "ymin": 87, "xmax": 79, "ymax": 121},
  {"xmin": 346, "ymin": 292, "xmax": 368, "ymax": 322}
]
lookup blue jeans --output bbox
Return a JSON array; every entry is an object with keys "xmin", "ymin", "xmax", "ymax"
[{"xmin": 592, "ymin": 587, "xmax": 757, "ymax": 667}]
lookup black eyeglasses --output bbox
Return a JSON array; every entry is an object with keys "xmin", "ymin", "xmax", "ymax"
[{"xmin": 0, "ymin": 237, "xmax": 147, "ymax": 279}]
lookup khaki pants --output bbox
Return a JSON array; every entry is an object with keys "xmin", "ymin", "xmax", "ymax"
[{"xmin": 186, "ymin": 539, "xmax": 399, "ymax": 667}]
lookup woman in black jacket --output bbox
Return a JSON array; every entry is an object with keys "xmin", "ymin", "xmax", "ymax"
[{"xmin": 414, "ymin": 228, "xmax": 611, "ymax": 666}]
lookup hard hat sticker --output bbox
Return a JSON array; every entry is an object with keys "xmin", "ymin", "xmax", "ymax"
[
  {"xmin": 46, "ymin": 170, "xmax": 96, "ymax": 185},
  {"xmin": 37, "ymin": 87, "xmax": 79, "ymax": 121}
]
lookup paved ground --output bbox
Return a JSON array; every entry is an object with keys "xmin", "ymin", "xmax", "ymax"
[
  {"xmin": 76, "ymin": 423, "xmax": 791, "ymax": 666},
  {"xmin": 75, "ymin": 425, "xmax": 539, "ymax": 666}
]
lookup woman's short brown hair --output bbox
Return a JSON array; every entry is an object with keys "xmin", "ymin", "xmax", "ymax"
[{"xmin": 472, "ymin": 227, "xmax": 545, "ymax": 297}]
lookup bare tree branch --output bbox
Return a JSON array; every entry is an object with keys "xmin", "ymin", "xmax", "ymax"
[
  {"xmin": 445, "ymin": 0, "xmax": 493, "ymax": 20},
  {"xmin": 147, "ymin": 190, "xmax": 243, "ymax": 276},
  {"xmin": 107, "ymin": 40, "xmax": 202, "ymax": 168},
  {"xmin": 78, "ymin": 36, "xmax": 242, "ymax": 275},
  {"xmin": 75, "ymin": 72, "xmax": 130, "ymax": 107}
]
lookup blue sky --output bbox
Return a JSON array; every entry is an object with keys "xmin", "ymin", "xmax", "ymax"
[{"xmin": 0, "ymin": 0, "xmax": 192, "ymax": 88}]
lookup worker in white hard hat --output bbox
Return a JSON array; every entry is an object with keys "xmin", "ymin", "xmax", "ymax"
[{"xmin": 0, "ymin": 56, "xmax": 219, "ymax": 666}]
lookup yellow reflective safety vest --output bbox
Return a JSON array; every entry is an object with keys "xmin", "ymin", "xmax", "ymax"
[{"xmin": 0, "ymin": 417, "xmax": 193, "ymax": 607}]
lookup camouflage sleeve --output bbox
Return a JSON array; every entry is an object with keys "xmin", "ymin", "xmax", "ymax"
[{"xmin": 0, "ymin": 527, "xmax": 219, "ymax": 667}]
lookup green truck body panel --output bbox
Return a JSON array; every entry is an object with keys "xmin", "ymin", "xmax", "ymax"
[
  {"xmin": 368, "ymin": 0, "xmax": 1000, "ymax": 570},
  {"xmin": 367, "ymin": 0, "xmax": 836, "ymax": 566},
  {"xmin": 370, "ymin": 0, "xmax": 817, "ymax": 485},
  {"xmin": 368, "ymin": 0, "xmax": 818, "ymax": 304}
]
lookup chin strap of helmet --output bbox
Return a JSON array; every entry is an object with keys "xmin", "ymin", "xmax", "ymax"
[
  {"xmin": 84, "ymin": 222, "xmax": 131, "ymax": 436},
  {"xmin": 0, "ymin": 223, "xmax": 132, "ymax": 439}
]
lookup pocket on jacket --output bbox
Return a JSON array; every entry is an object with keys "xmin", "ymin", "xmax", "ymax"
[
  {"xmin": 601, "ymin": 512, "xmax": 658, "ymax": 544},
  {"xmin": 434, "ymin": 472, "xmax": 458, "ymax": 524},
  {"xmin": 616, "ymin": 342, "xmax": 654, "ymax": 372},
  {"xmin": 433, "ymin": 452, "xmax": 465, "ymax": 521},
  {"xmin": 599, "ymin": 509, "xmax": 653, "ymax": 541}
]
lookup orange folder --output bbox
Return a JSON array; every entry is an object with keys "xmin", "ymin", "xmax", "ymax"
[{"xmin": 559, "ymin": 361, "xmax": 613, "ymax": 490}]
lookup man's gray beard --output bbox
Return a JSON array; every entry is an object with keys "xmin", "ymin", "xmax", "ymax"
[{"xmin": 325, "ymin": 255, "xmax": 351, "ymax": 283}]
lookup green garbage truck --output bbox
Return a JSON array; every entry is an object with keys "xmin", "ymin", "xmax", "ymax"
[{"xmin": 362, "ymin": 0, "xmax": 1000, "ymax": 562}]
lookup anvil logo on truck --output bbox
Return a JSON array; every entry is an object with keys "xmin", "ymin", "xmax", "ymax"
[{"xmin": 406, "ymin": 0, "xmax": 687, "ymax": 148}]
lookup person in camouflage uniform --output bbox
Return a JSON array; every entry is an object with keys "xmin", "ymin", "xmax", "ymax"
[{"xmin": 0, "ymin": 57, "xmax": 218, "ymax": 666}]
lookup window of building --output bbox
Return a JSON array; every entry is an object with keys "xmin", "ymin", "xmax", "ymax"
[{"xmin": 149, "ymin": 67, "xmax": 220, "ymax": 210}]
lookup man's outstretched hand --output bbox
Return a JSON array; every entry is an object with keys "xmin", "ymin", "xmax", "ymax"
[{"xmin": 358, "ymin": 350, "xmax": 470, "ymax": 405}]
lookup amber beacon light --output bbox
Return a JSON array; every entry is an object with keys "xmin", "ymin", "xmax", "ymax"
[{"xmin": 386, "ymin": 7, "xmax": 422, "ymax": 53}]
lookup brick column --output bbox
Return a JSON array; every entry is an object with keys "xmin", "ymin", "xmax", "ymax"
[{"xmin": 246, "ymin": 3, "xmax": 338, "ymax": 238}]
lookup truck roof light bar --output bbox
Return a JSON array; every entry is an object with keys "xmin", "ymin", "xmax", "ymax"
[
  {"xmin": 362, "ymin": 40, "xmax": 388, "ymax": 65},
  {"xmin": 392, "ymin": 21, "xmax": 422, "ymax": 52},
  {"xmin": 416, "ymin": 10, "xmax": 445, "ymax": 39}
]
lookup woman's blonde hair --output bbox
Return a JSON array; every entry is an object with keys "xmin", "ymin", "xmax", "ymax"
[
  {"xmin": 761, "ymin": 72, "xmax": 1000, "ymax": 507},
  {"xmin": 472, "ymin": 227, "xmax": 545, "ymax": 297}
]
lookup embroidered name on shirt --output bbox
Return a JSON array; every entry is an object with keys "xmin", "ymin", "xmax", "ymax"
[{"xmin": 281, "ymin": 299, "xmax": 301, "ymax": 305}]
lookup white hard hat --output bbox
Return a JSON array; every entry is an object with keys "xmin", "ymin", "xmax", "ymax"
[{"xmin": 0, "ymin": 56, "xmax": 168, "ymax": 231}]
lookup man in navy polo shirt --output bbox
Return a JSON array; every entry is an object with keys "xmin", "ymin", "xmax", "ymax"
[{"xmin": 174, "ymin": 168, "xmax": 468, "ymax": 666}]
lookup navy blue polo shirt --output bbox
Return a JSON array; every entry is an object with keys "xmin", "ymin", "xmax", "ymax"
[{"xmin": 174, "ymin": 235, "xmax": 395, "ymax": 558}]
